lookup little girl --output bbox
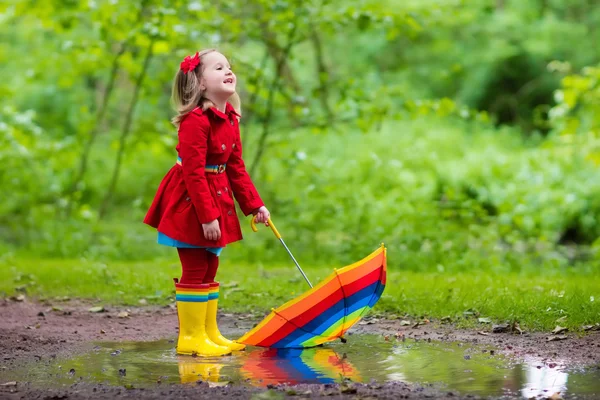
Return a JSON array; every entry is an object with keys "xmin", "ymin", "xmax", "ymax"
[{"xmin": 144, "ymin": 49, "xmax": 270, "ymax": 357}]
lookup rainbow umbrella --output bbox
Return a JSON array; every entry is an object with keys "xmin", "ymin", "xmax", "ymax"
[{"xmin": 237, "ymin": 218, "xmax": 386, "ymax": 348}]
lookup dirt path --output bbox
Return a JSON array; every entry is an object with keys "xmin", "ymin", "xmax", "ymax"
[{"xmin": 1, "ymin": 298, "xmax": 599, "ymax": 399}]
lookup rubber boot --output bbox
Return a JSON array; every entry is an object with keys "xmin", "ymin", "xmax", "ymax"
[
  {"xmin": 206, "ymin": 282, "xmax": 246, "ymax": 351},
  {"xmin": 174, "ymin": 279, "xmax": 231, "ymax": 357}
]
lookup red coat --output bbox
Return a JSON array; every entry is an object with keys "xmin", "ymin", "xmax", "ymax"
[{"xmin": 143, "ymin": 103, "xmax": 264, "ymax": 248}]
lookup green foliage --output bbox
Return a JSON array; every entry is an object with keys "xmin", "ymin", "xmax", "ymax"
[{"xmin": 1, "ymin": 1, "xmax": 600, "ymax": 288}]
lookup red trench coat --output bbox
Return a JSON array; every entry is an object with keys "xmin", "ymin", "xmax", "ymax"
[{"xmin": 143, "ymin": 103, "xmax": 264, "ymax": 248}]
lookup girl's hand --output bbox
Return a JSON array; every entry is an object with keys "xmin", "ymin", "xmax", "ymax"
[
  {"xmin": 202, "ymin": 219, "xmax": 221, "ymax": 241},
  {"xmin": 253, "ymin": 206, "xmax": 270, "ymax": 226}
]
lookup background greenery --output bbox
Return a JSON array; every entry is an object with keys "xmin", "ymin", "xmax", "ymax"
[{"xmin": 1, "ymin": 0, "xmax": 599, "ymax": 329}]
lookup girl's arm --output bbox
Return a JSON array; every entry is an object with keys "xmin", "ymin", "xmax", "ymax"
[
  {"xmin": 226, "ymin": 130, "xmax": 264, "ymax": 215},
  {"xmin": 178, "ymin": 115, "xmax": 221, "ymax": 224}
]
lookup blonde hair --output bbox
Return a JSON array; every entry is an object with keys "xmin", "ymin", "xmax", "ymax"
[{"xmin": 171, "ymin": 48, "xmax": 241, "ymax": 127}]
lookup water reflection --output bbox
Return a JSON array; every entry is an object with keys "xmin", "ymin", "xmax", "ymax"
[
  {"xmin": 521, "ymin": 360, "xmax": 568, "ymax": 398},
  {"xmin": 4, "ymin": 336, "xmax": 599, "ymax": 398}
]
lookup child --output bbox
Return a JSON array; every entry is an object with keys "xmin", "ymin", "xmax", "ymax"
[{"xmin": 144, "ymin": 49, "xmax": 270, "ymax": 357}]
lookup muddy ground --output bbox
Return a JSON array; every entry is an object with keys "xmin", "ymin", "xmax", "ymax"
[{"xmin": 1, "ymin": 298, "xmax": 599, "ymax": 399}]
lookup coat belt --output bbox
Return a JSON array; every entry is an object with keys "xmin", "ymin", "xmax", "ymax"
[{"xmin": 176, "ymin": 157, "xmax": 226, "ymax": 174}]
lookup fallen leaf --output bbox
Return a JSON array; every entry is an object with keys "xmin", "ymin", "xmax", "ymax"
[
  {"xmin": 492, "ymin": 324, "xmax": 509, "ymax": 333},
  {"xmin": 552, "ymin": 326, "xmax": 568, "ymax": 335},
  {"xmin": 0, "ymin": 382, "xmax": 17, "ymax": 387},
  {"xmin": 208, "ymin": 381, "xmax": 230, "ymax": 388},
  {"xmin": 441, "ymin": 316, "xmax": 452, "ymax": 323},
  {"xmin": 555, "ymin": 316, "xmax": 567, "ymax": 323},
  {"xmin": 100, "ymin": 329, "xmax": 106, "ymax": 334},
  {"xmin": 582, "ymin": 323, "xmax": 600, "ymax": 332},
  {"xmin": 477, "ymin": 331, "xmax": 489, "ymax": 336},
  {"xmin": 89, "ymin": 306, "xmax": 105, "ymax": 313},
  {"xmin": 399, "ymin": 320, "xmax": 411, "ymax": 326},
  {"xmin": 138, "ymin": 299, "xmax": 148, "ymax": 305},
  {"xmin": 511, "ymin": 321, "xmax": 524, "ymax": 334},
  {"xmin": 117, "ymin": 311, "xmax": 129, "ymax": 318},
  {"xmin": 547, "ymin": 335, "xmax": 568, "ymax": 342},
  {"xmin": 52, "ymin": 306, "xmax": 63, "ymax": 312},
  {"xmin": 478, "ymin": 317, "xmax": 491, "ymax": 324}
]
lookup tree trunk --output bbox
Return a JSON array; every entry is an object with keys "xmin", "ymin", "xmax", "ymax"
[
  {"xmin": 98, "ymin": 36, "xmax": 156, "ymax": 220},
  {"xmin": 310, "ymin": 25, "xmax": 333, "ymax": 124},
  {"xmin": 248, "ymin": 26, "xmax": 298, "ymax": 176}
]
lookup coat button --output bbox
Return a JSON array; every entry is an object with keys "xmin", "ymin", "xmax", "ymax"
[
  {"xmin": 185, "ymin": 196, "xmax": 191, "ymax": 201},
  {"xmin": 227, "ymin": 210, "xmax": 232, "ymax": 216},
  {"xmin": 232, "ymin": 143, "xmax": 236, "ymax": 149},
  {"xmin": 221, "ymin": 144, "xmax": 226, "ymax": 151},
  {"xmin": 224, "ymin": 187, "xmax": 228, "ymax": 193},
  {"xmin": 216, "ymin": 190, "xmax": 221, "ymax": 196},
  {"xmin": 230, "ymin": 119, "xmax": 235, "ymax": 126}
]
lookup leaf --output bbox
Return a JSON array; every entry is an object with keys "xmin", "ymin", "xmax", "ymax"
[
  {"xmin": 552, "ymin": 325, "xmax": 568, "ymax": 335},
  {"xmin": 582, "ymin": 323, "xmax": 600, "ymax": 331},
  {"xmin": 399, "ymin": 320, "xmax": 412, "ymax": 326},
  {"xmin": 478, "ymin": 317, "xmax": 491, "ymax": 324},
  {"xmin": 117, "ymin": 311, "xmax": 129, "ymax": 318},
  {"xmin": 547, "ymin": 335, "xmax": 568, "ymax": 342},
  {"xmin": 208, "ymin": 381, "xmax": 230, "ymax": 388},
  {"xmin": 478, "ymin": 331, "xmax": 489, "ymax": 336},
  {"xmin": 89, "ymin": 306, "xmax": 105, "ymax": 313},
  {"xmin": 0, "ymin": 382, "xmax": 17, "ymax": 387},
  {"xmin": 492, "ymin": 324, "xmax": 509, "ymax": 333},
  {"xmin": 511, "ymin": 321, "xmax": 524, "ymax": 334}
]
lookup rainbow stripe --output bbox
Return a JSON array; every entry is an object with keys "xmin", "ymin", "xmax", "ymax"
[
  {"xmin": 175, "ymin": 285, "xmax": 210, "ymax": 303},
  {"xmin": 208, "ymin": 282, "xmax": 220, "ymax": 301},
  {"xmin": 238, "ymin": 245, "xmax": 387, "ymax": 348}
]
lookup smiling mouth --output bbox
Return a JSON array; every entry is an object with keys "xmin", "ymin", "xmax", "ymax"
[{"xmin": 223, "ymin": 78, "xmax": 234, "ymax": 84}]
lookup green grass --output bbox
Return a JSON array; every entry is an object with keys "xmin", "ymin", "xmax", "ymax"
[{"xmin": 1, "ymin": 255, "xmax": 598, "ymax": 332}]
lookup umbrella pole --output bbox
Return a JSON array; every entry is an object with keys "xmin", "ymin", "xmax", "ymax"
[
  {"xmin": 278, "ymin": 237, "xmax": 313, "ymax": 288},
  {"xmin": 251, "ymin": 216, "xmax": 313, "ymax": 288}
]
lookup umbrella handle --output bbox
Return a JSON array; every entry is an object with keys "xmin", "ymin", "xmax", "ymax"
[{"xmin": 251, "ymin": 216, "xmax": 281, "ymax": 239}]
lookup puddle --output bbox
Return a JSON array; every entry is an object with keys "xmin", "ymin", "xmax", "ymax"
[{"xmin": 4, "ymin": 335, "xmax": 600, "ymax": 397}]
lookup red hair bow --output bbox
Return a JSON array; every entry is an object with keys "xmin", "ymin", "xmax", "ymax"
[{"xmin": 180, "ymin": 52, "xmax": 201, "ymax": 74}]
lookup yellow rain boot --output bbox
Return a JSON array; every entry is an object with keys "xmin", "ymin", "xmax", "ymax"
[
  {"xmin": 174, "ymin": 279, "xmax": 231, "ymax": 357},
  {"xmin": 206, "ymin": 282, "xmax": 246, "ymax": 351}
]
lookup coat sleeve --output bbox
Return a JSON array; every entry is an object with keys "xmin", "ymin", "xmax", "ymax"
[
  {"xmin": 178, "ymin": 115, "xmax": 221, "ymax": 224},
  {"xmin": 226, "ymin": 129, "xmax": 264, "ymax": 216}
]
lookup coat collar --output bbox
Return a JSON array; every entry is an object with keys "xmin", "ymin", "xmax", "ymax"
[
  {"xmin": 190, "ymin": 102, "xmax": 241, "ymax": 120},
  {"xmin": 207, "ymin": 102, "xmax": 241, "ymax": 120}
]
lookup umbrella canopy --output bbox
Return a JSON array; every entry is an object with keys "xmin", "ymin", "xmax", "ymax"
[{"xmin": 237, "ymin": 244, "xmax": 387, "ymax": 348}]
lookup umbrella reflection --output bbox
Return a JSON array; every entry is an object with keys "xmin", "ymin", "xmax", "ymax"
[{"xmin": 240, "ymin": 347, "xmax": 361, "ymax": 386}]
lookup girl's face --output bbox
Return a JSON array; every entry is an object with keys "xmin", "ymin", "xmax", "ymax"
[{"xmin": 200, "ymin": 51, "xmax": 236, "ymax": 100}]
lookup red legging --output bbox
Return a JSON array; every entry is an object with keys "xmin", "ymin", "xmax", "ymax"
[{"xmin": 177, "ymin": 248, "xmax": 219, "ymax": 284}]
